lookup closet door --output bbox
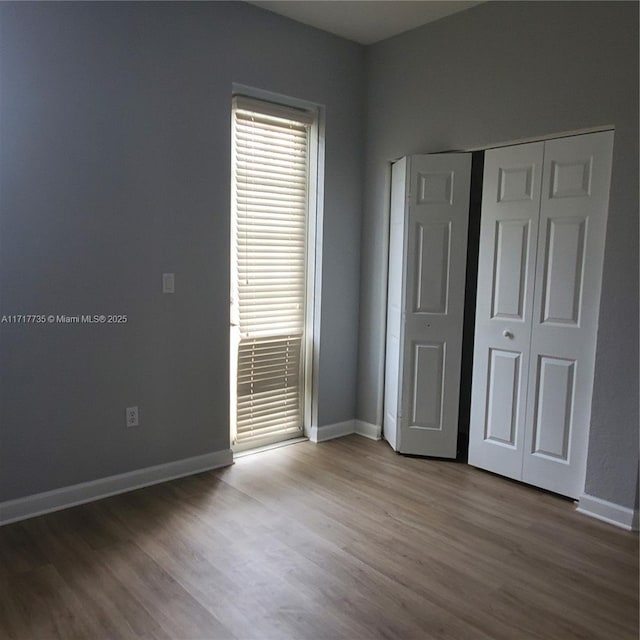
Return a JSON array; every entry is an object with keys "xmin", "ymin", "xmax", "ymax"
[
  {"xmin": 398, "ymin": 154, "xmax": 471, "ymax": 457},
  {"xmin": 468, "ymin": 142, "xmax": 544, "ymax": 479},
  {"xmin": 384, "ymin": 153, "xmax": 471, "ymax": 458},
  {"xmin": 522, "ymin": 131, "xmax": 614, "ymax": 498},
  {"xmin": 383, "ymin": 157, "xmax": 408, "ymax": 450}
]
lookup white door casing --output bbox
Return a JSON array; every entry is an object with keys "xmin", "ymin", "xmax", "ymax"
[
  {"xmin": 469, "ymin": 131, "xmax": 614, "ymax": 498},
  {"xmin": 385, "ymin": 153, "xmax": 472, "ymax": 458}
]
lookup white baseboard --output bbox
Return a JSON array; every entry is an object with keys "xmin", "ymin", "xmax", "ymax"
[
  {"xmin": 0, "ymin": 449, "xmax": 233, "ymax": 527},
  {"xmin": 576, "ymin": 493, "xmax": 639, "ymax": 531},
  {"xmin": 355, "ymin": 420, "xmax": 382, "ymax": 441},
  {"xmin": 308, "ymin": 419, "xmax": 382, "ymax": 443},
  {"xmin": 308, "ymin": 420, "xmax": 356, "ymax": 443}
]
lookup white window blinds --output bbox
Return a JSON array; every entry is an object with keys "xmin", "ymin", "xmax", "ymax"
[{"xmin": 231, "ymin": 96, "xmax": 312, "ymax": 448}]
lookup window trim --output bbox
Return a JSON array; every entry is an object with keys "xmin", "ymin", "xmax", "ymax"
[{"xmin": 230, "ymin": 84, "xmax": 324, "ymax": 450}]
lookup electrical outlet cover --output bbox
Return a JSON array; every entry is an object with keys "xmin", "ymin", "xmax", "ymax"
[{"xmin": 126, "ymin": 406, "xmax": 139, "ymax": 427}]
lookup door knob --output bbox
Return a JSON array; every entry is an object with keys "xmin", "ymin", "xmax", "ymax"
[{"xmin": 503, "ymin": 330, "xmax": 514, "ymax": 339}]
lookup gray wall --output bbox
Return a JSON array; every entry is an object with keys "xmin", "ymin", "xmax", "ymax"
[
  {"xmin": 0, "ymin": 1, "xmax": 364, "ymax": 501},
  {"xmin": 359, "ymin": 1, "xmax": 639, "ymax": 508},
  {"xmin": 2, "ymin": 0, "xmax": 637, "ymax": 512}
]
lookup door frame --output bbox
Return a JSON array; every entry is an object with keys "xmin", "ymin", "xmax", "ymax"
[{"xmin": 230, "ymin": 84, "xmax": 326, "ymax": 451}]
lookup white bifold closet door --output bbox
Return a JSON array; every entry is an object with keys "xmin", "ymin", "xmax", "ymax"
[
  {"xmin": 384, "ymin": 153, "xmax": 471, "ymax": 458},
  {"xmin": 469, "ymin": 131, "xmax": 614, "ymax": 498}
]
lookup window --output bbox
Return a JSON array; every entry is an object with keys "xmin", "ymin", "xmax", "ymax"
[{"xmin": 230, "ymin": 95, "xmax": 317, "ymax": 451}]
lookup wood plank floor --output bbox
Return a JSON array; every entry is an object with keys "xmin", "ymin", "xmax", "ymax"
[{"xmin": 0, "ymin": 435, "xmax": 637, "ymax": 639}]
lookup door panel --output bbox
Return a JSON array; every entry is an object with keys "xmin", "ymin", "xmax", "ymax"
[
  {"xmin": 492, "ymin": 219, "xmax": 530, "ymax": 320},
  {"xmin": 522, "ymin": 131, "xmax": 613, "ymax": 497},
  {"xmin": 530, "ymin": 356, "xmax": 575, "ymax": 461},
  {"xmin": 550, "ymin": 158, "xmax": 592, "ymax": 199},
  {"xmin": 498, "ymin": 164, "xmax": 535, "ymax": 202},
  {"xmin": 414, "ymin": 221, "xmax": 450, "ymax": 313},
  {"xmin": 398, "ymin": 154, "xmax": 471, "ymax": 457},
  {"xmin": 417, "ymin": 171, "xmax": 453, "ymax": 204},
  {"xmin": 410, "ymin": 341, "xmax": 444, "ymax": 429},
  {"xmin": 468, "ymin": 142, "xmax": 544, "ymax": 479},
  {"xmin": 540, "ymin": 216, "xmax": 587, "ymax": 325},
  {"xmin": 484, "ymin": 349, "xmax": 522, "ymax": 448}
]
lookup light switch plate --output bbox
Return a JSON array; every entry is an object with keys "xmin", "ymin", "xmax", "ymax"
[{"xmin": 162, "ymin": 273, "xmax": 175, "ymax": 294}]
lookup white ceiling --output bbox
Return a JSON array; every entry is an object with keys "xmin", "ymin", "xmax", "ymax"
[{"xmin": 247, "ymin": 1, "xmax": 484, "ymax": 45}]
